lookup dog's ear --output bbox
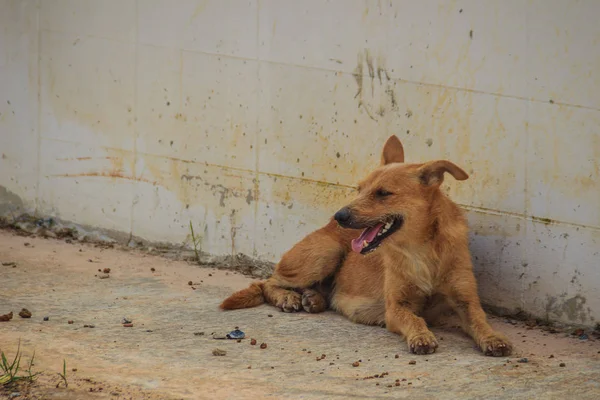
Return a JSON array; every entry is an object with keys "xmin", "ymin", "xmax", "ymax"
[
  {"xmin": 417, "ymin": 160, "xmax": 469, "ymax": 186},
  {"xmin": 380, "ymin": 135, "xmax": 404, "ymax": 165}
]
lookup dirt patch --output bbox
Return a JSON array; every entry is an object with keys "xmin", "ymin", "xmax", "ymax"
[
  {"xmin": 1, "ymin": 230, "xmax": 600, "ymax": 400},
  {"xmin": 1, "ymin": 373, "xmax": 174, "ymax": 400},
  {"xmin": 0, "ymin": 213, "xmax": 275, "ymax": 279}
]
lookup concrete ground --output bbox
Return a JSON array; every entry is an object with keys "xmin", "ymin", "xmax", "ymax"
[{"xmin": 1, "ymin": 230, "xmax": 599, "ymax": 400}]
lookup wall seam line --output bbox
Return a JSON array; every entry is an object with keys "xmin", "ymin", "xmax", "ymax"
[
  {"xmin": 128, "ymin": 0, "xmax": 139, "ymax": 244},
  {"xmin": 34, "ymin": 0, "xmax": 42, "ymax": 216}
]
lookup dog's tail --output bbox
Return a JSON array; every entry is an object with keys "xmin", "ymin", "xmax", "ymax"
[{"xmin": 219, "ymin": 282, "xmax": 265, "ymax": 310}]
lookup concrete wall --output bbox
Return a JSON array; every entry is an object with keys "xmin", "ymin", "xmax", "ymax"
[{"xmin": 1, "ymin": 0, "xmax": 599, "ymax": 326}]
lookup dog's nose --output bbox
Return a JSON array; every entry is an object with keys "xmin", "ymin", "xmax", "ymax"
[{"xmin": 334, "ymin": 207, "xmax": 352, "ymax": 224}]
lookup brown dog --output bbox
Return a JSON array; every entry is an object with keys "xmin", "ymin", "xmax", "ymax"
[{"xmin": 221, "ymin": 135, "xmax": 512, "ymax": 357}]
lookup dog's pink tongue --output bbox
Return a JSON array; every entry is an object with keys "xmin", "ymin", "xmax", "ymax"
[{"xmin": 351, "ymin": 223, "xmax": 383, "ymax": 253}]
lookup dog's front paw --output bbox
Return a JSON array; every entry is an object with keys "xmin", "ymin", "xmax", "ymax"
[
  {"xmin": 480, "ymin": 333, "xmax": 512, "ymax": 357},
  {"xmin": 278, "ymin": 291, "xmax": 302, "ymax": 313},
  {"xmin": 301, "ymin": 289, "xmax": 327, "ymax": 313},
  {"xmin": 407, "ymin": 331, "xmax": 438, "ymax": 355}
]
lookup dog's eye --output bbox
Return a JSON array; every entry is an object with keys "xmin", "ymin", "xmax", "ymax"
[{"xmin": 375, "ymin": 189, "xmax": 393, "ymax": 197}]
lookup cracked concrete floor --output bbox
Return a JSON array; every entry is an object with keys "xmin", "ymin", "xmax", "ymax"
[{"xmin": 1, "ymin": 230, "xmax": 599, "ymax": 400}]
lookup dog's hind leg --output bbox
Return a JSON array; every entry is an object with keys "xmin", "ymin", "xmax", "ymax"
[
  {"xmin": 299, "ymin": 286, "xmax": 329, "ymax": 313},
  {"xmin": 263, "ymin": 221, "xmax": 345, "ymax": 313}
]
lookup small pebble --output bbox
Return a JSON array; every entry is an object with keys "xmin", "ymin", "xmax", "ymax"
[
  {"xmin": 188, "ymin": 281, "xmax": 193, "ymax": 286},
  {"xmin": 395, "ymin": 354, "xmax": 399, "ymax": 359},
  {"xmin": 18, "ymin": 308, "xmax": 32, "ymax": 318},
  {"xmin": 559, "ymin": 363, "xmax": 566, "ymax": 367},
  {"xmin": 151, "ymin": 268, "xmax": 156, "ymax": 272},
  {"xmin": 103, "ymin": 268, "xmax": 111, "ymax": 274},
  {"xmin": 68, "ymin": 320, "xmax": 74, "ymax": 324},
  {"xmin": 352, "ymin": 361, "xmax": 360, "ymax": 367},
  {"xmin": 122, "ymin": 317, "xmax": 132, "ymax": 324},
  {"xmin": 123, "ymin": 323, "xmax": 133, "ymax": 327},
  {"xmin": 194, "ymin": 332, "xmax": 205, "ymax": 336},
  {"xmin": 268, "ymin": 314, "xmax": 273, "ymax": 317},
  {"xmin": 518, "ymin": 358, "xmax": 528, "ymax": 363},
  {"xmin": 83, "ymin": 324, "xmax": 95, "ymax": 328},
  {"xmin": 99, "ymin": 274, "xmax": 110, "ymax": 279},
  {"xmin": 212, "ymin": 348, "xmax": 226, "ymax": 356},
  {"xmin": 260, "ymin": 343, "xmax": 267, "ymax": 349},
  {"xmin": 408, "ymin": 360, "xmax": 416, "ymax": 365},
  {"xmin": 43, "ymin": 316, "xmax": 49, "ymax": 321},
  {"xmin": 250, "ymin": 339, "xmax": 257, "ymax": 345}
]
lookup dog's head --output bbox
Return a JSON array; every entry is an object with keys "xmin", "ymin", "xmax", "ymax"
[{"xmin": 334, "ymin": 135, "xmax": 468, "ymax": 254}]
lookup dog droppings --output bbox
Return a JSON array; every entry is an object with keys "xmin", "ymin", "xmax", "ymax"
[
  {"xmin": 559, "ymin": 363, "xmax": 566, "ymax": 367},
  {"xmin": 68, "ymin": 320, "xmax": 74, "ymax": 324},
  {"xmin": 18, "ymin": 308, "xmax": 32, "ymax": 318},
  {"xmin": 103, "ymin": 268, "xmax": 111, "ymax": 274},
  {"xmin": 0, "ymin": 312, "xmax": 13, "ymax": 321},
  {"xmin": 150, "ymin": 268, "xmax": 155, "ymax": 272},
  {"xmin": 352, "ymin": 361, "xmax": 360, "ymax": 367},
  {"xmin": 409, "ymin": 360, "xmax": 416, "ymax": 365},
  {"xmin": 250, "ymin": 339, "xmax": 257, "ymax": 345},
  {"xmin": 260, "ymin": 343, "xmax": 268, "ymax": 349},
  {"xmin": 123, "ymin": 323, "xmax": 133, "ymax": 328}
]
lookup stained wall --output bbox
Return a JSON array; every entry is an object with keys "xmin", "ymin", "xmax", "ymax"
[{"xmin": 1, "ymin": 0, "xmax": 598, "ymax": 325}]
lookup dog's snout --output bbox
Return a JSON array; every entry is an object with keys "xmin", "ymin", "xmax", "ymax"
[{"xmin": 334, "ymin": 207, "xmax": 352, "ymax": 224}]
